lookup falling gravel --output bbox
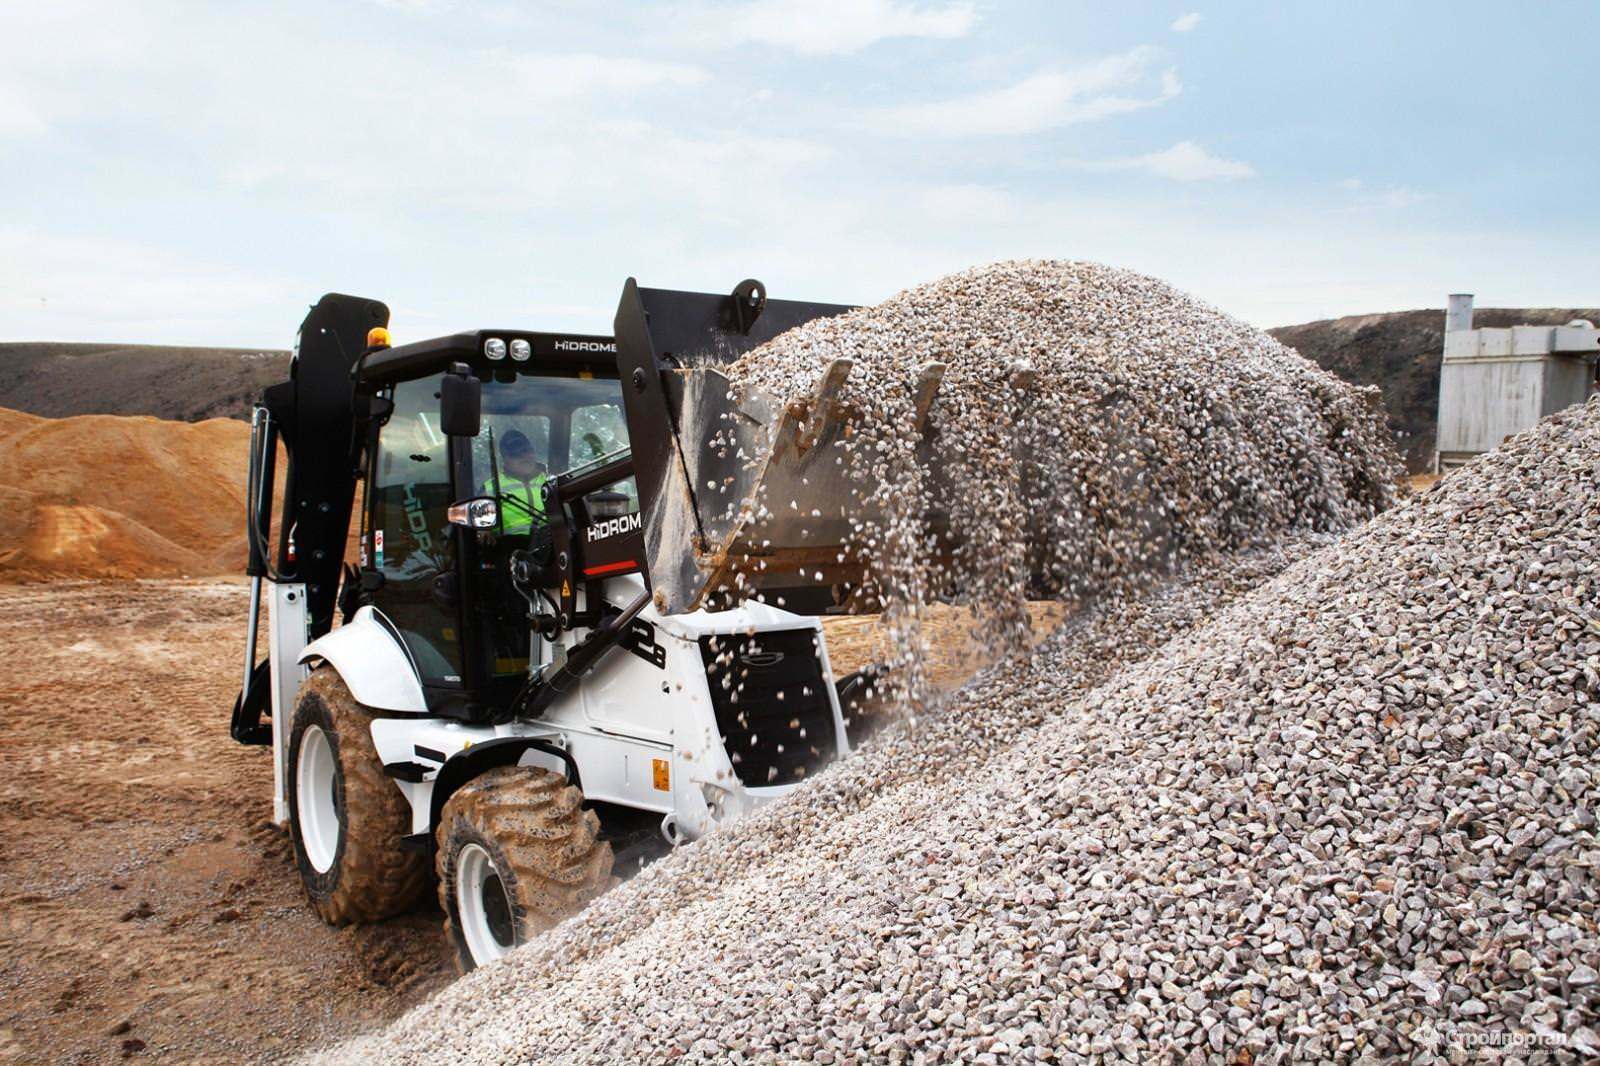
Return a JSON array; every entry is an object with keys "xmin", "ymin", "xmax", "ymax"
[{"xmin": 328, "ymin": 390, "xmax": 1597, "ymax": 1063}]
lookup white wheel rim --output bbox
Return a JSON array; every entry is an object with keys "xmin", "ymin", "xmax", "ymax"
[
  {"xmin": 296, "ymin": 724, "xmax": 340, "ymax": 874},
  {"xmin": 457, "ymin": 843, "xmax": 517, "ymax": 966}
]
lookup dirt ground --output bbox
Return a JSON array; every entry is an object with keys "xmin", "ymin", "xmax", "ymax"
[
  {"xmin": 1405, "ymin": 472, "xmax": 1441, "ymax": 494},
  {"xmin": 0, "ymin": 581, "xmax": 451, "ymax": 1063},
  {"xmin": 0, "ymin": 579, "xmax": 1060, "ymax": 1063}
]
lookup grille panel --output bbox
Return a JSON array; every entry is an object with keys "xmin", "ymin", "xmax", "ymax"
[{"xmin": 700, "ymin": 629, "xmax": 838, "ymax": 787}]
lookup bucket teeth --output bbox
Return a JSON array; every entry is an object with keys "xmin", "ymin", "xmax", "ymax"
[
  {"xmin": 912, "ymin": 362, "xmax": 945, "ymax": 433},
  {"xmin": 785, "ymin": 358, "xmax": 853, "ymax": 458}
]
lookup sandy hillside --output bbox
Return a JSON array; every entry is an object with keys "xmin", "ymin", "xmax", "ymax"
[{"xmin": 0, "ymin": 408, "xmax": 252, "ymax": 580}]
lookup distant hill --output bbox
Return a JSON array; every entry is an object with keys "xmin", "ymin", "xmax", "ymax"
[
  {"xmin": 1269, "ymin": 308, "xmax": 1598, "ymax": 472},
  {"xmin": 0, "ymin": 342, "xmax": 290, "ymax": 423},
  {"xmin": 7, "ymin": 307, "xmax": 1598, "ymax": 473}
]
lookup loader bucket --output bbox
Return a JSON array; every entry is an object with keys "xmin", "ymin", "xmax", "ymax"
[{"xmin": 615, "ymin": 278, "xmax": 882, "ymax": 615}]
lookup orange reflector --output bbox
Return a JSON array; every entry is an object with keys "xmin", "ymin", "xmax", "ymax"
[
  {"xmin": 366, "ymin": 326, "xmax": 392, "ymax": 348},
  {"xmin": 652, "ymin": 758, "xmax": 670, "ymax": 791}
]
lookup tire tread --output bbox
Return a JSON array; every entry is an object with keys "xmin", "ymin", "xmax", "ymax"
[
  {"xmin": 435, "ymin": 766, "xmax": 613, "ymax": 971},
  {"xmin": 292, "ymin": 669, "xmax": 428, "ymax": 925}
]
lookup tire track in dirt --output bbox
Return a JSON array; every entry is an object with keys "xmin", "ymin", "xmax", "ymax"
[{"xmin": 0, "ymin": 580, "xmax": 453, "ymax": 1063}]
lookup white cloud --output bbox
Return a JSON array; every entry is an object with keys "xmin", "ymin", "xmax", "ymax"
[
  {"xmin": 1079, "ymin": 140, "xmax": 1255, "ymax": 182},
  {"xmin": 503, "ymin": 52, "xmax": 709, "ymax": 98},
  {"xmin": 1378, "ymin": 187, "xmax": 1431, "ymax": 208},
  {"xmin": 867, "ymin": 47, "xmax": 1180, "ymax": 136},
  {"xmin": 1170, "ymin": 12, "xmax": 1202, "ymax": 33},
  {"xmin": 0, "ymin": 0, "xmax": 1555, "ymax": 347},
  {"xmin": 696, "ymin": 0, "xmax": 977, "ymax": 55}
]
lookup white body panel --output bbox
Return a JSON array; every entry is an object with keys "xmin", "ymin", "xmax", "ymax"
[
  {"xmin": 274, "ymin": 572, "xmax": 850, "ymax": 843},
  {"xmin": 267, "ymin": 582, "xmax": 309, "ymax": 825},
  {"xmin": 297, "ymin": 606, "xmax": 428, "ymax": 714}
]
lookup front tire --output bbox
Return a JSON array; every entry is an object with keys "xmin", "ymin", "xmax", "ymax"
[
  {"xmin": 436, "ymin": 766, "xmax": 613, "ymax": 971},
  {"xmin": 286, "ymin": 669, "xmax": 428, "ymax": 924}
]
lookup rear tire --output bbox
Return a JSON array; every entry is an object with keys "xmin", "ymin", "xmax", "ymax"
[
  {"xmin": 286, "ymin": 669, "xmax": 428, "ymax": 924},
  {"xmin": 436, "ymin": 766, "xmax": 613, "ymax": 972}
]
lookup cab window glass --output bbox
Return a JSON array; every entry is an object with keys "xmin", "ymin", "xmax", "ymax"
[
  {"xmin": 472, "ymin": 373, "xmax": 636, "ymax": 533},
  {"xmin": 369, "ymin": 375, "xmax": 462, "ymax": 685},
  {"xmin": 470, "ymin": 417, "xmax": 550, "ymax": 488},
  {"xmin": 571, "ymin": 402, "xmax": 628, "ymax": 467}
]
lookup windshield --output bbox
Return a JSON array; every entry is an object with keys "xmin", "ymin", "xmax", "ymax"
[{"xmin": 471, "ymin": 371, "xmax": 638, "ymax": 534}]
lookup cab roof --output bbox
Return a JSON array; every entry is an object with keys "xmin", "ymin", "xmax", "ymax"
[{"xmin": 357, "ymin": 329, "xmax": 618, "ymax": 384}]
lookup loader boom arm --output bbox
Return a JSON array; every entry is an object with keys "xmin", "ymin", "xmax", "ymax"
[{"xmin": 234, "ymin": 293, "xmax": 389, "ymax": 743}]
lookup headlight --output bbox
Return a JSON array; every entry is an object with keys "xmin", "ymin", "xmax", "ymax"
[
  {"xmin": 509, "ymin": 338, "xmax": 532, "ymax": 361},
  {"xmin": 484, "ymin": 337, "xmax": 507, "ymax": 361}
]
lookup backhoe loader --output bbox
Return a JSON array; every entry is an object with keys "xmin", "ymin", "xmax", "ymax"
[{"xmin": 230, "ymin": 279, "xmax": 893, "ymax": 969}]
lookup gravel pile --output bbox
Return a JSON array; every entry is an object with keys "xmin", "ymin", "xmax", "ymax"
[
  {"xmin": 327, "ymin": 392, "xmax": 1597, "ymax": 1063},
  {"xmin": 318, "ymin": 537, "xmax": 1316, "ymax": 1063},
  {"xmin": 722, "ymin": 260, "xmax": 1400, "ymax": 702}
]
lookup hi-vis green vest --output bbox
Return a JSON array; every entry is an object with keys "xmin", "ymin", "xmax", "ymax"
[{"xmin": 483, "ymin": 474, "xmax": 548, "ymax": 534}]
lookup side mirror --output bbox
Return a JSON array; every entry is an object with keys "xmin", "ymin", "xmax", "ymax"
[
  {"xmin": 446, "ymin": 497, "xmax": 499, "ymax": 529},
  {"xmin": 440, "ymin": 363, "xmax": 481, "ymax": 437}
]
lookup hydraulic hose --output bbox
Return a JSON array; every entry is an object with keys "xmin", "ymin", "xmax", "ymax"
[{"xmin": 245, "ymin": 404, "xmax": 284, "ymax": 583}]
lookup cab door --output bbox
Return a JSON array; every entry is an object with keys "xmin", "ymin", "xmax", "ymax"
[{"xmin": 366, "ymin": 374, "xmax": 466, "ymax": 689}]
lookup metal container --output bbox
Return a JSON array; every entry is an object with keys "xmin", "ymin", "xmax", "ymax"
[{"xmin": 1436, "ymin": 300, "xmax": 1598, "ymax": 471}]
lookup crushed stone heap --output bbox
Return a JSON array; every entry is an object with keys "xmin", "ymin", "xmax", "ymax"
[
  {"xmin": 721, "ymin": 260, "xmax": 1400, "ymax": 699},
  {"xmin": 321, "ymin": 539, "xmax": 1320, "ymax": 1064}
]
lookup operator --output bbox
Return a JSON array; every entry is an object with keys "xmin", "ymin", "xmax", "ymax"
[{"xmin": 485, "ymin": 429, "xmax": 548, "ymax": 535}]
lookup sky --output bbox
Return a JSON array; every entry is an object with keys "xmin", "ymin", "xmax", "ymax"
[{"xmin": 0, "ymin": 0, "xmax": 1595, "ymax": 346}]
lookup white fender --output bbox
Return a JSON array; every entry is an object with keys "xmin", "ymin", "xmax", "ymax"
[{"xmin": 297, "ymin": 606, "xmax": 428, "ymax": 714}]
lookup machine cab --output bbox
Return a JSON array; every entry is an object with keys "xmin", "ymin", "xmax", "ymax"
[{"xmin": 356, "ymin": 331, "xmax": 639, "ymax": 718}]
